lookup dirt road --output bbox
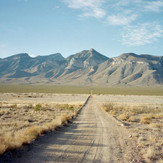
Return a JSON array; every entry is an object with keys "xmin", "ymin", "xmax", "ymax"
[{"xmin": 14, "ymin": 96, "xmax": 140, "ymax": 163}]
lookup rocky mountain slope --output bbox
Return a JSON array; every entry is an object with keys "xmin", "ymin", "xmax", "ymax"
[{"xmin": 0, "ymin": 49, "xmax": 162, "ymax": 86}]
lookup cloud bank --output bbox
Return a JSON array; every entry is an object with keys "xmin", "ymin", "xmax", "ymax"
[
  {"xmin": 63, "ymin": 0, "xmax": 106, "ymax": 18},
  {"xmin": 121, "ymin": 23, "xmax": 163, "ymax": 46}
]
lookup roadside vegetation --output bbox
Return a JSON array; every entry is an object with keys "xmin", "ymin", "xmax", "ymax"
[
  {"xmin": 0, "ymin": 102, "xmax": 82, "ymax": 156},
  {"xmin": 103, "ymin": 103, "xmax": 163, "ymax": 163}
]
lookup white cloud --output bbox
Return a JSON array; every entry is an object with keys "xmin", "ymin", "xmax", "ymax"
[
  {"xmin": 63, "ymin": 0, "xmax": 105, "ymax": 9},
  {"xmin": 145, "ymin": 1, "xmax": 163, "ymax": 12},
  {"xmin": 62, "ymin": 0, "xmax": 106, "ymax": 18},
  {"xmin": 81, "ymin": 7, "xmax": 105, "ymax": 18},
  {"xmin": 113, "ymin": 0, "xmax": 131, "ymax": 8},
  {"xmin": 121, "ymin": 23, "xmax": 163, "ymax": 46},
  {"xmin": 107, "ymin": 14, "xmax": 137, "ymax": 25}
]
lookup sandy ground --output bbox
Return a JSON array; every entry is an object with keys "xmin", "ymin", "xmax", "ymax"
[
  {"xmin": 0, "ymin": 93, "xmax": 88, "ymax": 136},
  {"xmin": 0, "ymin": 93, "xmax": 88, "ymax": 105},
  {"xmin": 94, "ymin": 94, "xmax": 163, "ymax": 106},
  {"xmin": 13, "ymin": 96, "xmax": 140, "ymax": 163}
]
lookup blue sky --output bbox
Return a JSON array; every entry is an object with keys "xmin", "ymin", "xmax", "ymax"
[{"xmin": 0, "ymin": 0, "xmax": 163, "ymax": 58}]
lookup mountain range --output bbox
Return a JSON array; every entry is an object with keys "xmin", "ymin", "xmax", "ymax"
[{"xmin": 0, "ymin": 48, "xmax": 163, "ymax": 86}]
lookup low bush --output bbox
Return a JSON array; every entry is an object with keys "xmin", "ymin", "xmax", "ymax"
[
  {"xmin": 33, "ymin": 104, "xmax": 46, "ymax": 111},
  {"xmin": 118, "ymin": 114, "xmax": 129, "ymax": 121},
  {"xmin": 140, "ymin": 116, "xmax": 151, "ymax": 124}
]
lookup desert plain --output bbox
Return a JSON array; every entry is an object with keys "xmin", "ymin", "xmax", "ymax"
[{"xmin": 0, "ymin": 92, "xmax": 162, "ymax": 163}]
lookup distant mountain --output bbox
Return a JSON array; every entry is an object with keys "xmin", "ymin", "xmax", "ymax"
[
  {"xmin": 0, "ymin": 49, "xmax": 163, "ymax": 86},
  {"xmin": 87, "ymin": 53, "xmax": 163, "ymax": 86},
  {"xmin": 63, "ymin": 48, "xmax": 109, "ymax": 75},
  {"xmin": 0, "ymin": 53, "xmax": 66, "ymax": 79}
]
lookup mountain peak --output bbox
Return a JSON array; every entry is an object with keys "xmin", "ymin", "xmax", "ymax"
[
  {"xmin": 88, "ymin": 49, "xmax": 109, "ymax": 60},
  {"xmin": 65, "ymin": 49, "xmax": 109, "ymax": 72},
  {"xmin": 70, "ymin": 48, "xmax": 109, "ymax": 60},
  {"xmin": 6, "ymin": 53, "xmax": 30, "ymax": 60},
  {"xmin": 89, "ymin": 48, "xmax": 96, "ymax": 52}
]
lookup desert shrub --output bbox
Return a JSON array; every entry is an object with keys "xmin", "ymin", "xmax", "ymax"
[
  {"xmin": 33, "ymin": 104, "xmax": 46, "ymax": 111},
  {"xmin": 106, "ymin": 103, "xmax": 114, "ymax": 110},
  {"xmin": 103, "ymin": 103, "xmax": 114, "ymax": 112},
  {"xmin": 140, "ymin": 116, "xmax": 151, "ymax": 124},
  {"xmin": 56, "ymin": 104, "xmax": 76, "ymax": 112},
  {"xmin": 127, "ymin": 116, "xmax": 138, "ymax": 122},
  {"xmin": 110, "ymin": 110, "xmax": 117, "ymax": 115},
  {"xmin": 144, "ymin": 146, "xmax": 162, "ymax": 162},
  {"xmin": 118, "ymin": 114, "xmax": 129, "ymax": 121},
  {"xmin": 33, "ymin": 104, "xmax": 41, "ymax": 111},
  {"xmin": 24, "ymin": 104, "xmax": 33, "ymax": 109},
  {"xmin": 67, "ymin": 106, "xmax": 75, "ymax": 112},
  {"xmin": 63, "ymin": 105, "xmax": 75, "ymax": 112},
  {"xmin": 10, "ymin": 104, "xmax": 17, "ymax": 109}
]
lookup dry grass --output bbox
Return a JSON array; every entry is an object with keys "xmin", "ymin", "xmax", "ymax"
[
  {"xmin": 140, "ymin": 116, "xmax": 151, "ymax": 124},
  {"xmin": 0, "ymin": 115, "xmax": 74, "ymax": 155},
  {"xmin": 103, "ymin": 102, "xmax": 163, "ymax": 163},
  {"xmin": 128, "ymin": 116, "xmax": 138, "ymax": 122},
  {"xmin": 144, "ymin": 146, "xmax": 163, "ymax": 163},
  {"xmin": 0, "ymin": 93, "xmax": 85, "ymax": 156},
  {"xmin": 118, "ymin": 113, "xmax": 129, "ymax": 121}
]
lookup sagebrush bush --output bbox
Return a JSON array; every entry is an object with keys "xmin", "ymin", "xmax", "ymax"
[
  {"xmin": 10, "ymin": 104, "xmax": 17, "ymax": 109},
  {"xmin": 103, "ymin": 103, "xmax": 114, "ymax": 112},
  {"xmin": 140, "ymin": 116, "xmax": 151, "ymax": 124},
  {"xmin": 33, "ymin": 104, "xmax": 46, "ymax": 111},
  {"xmin": 118, "ymin": 114, "xmax": 129, "ymax": 121}
]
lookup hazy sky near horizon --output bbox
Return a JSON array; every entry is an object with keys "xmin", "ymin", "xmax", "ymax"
[{"xmin": 0, "ymin": 0, "xmax": 163, "ymax": 58}]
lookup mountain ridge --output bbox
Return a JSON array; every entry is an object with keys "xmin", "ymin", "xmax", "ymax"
[{"xmin": 0, "ymin": 49, "xmax": 163, "ymax": 86}]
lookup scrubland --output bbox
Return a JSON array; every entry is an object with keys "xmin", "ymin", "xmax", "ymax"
[
  {"xmin": 0, "ymin": 93, "xmax": 88, "ymax": 156},
  {"xmin": 95, "ymin": 95, "xmax": 163, "ymax": 163},
  {"xmin": 0, "ymin": 85, "xmax": 163, "ymax": 96},
  {"xmin": 0, "ymin": 91, "xmax": 163, "ymax": 163}
]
